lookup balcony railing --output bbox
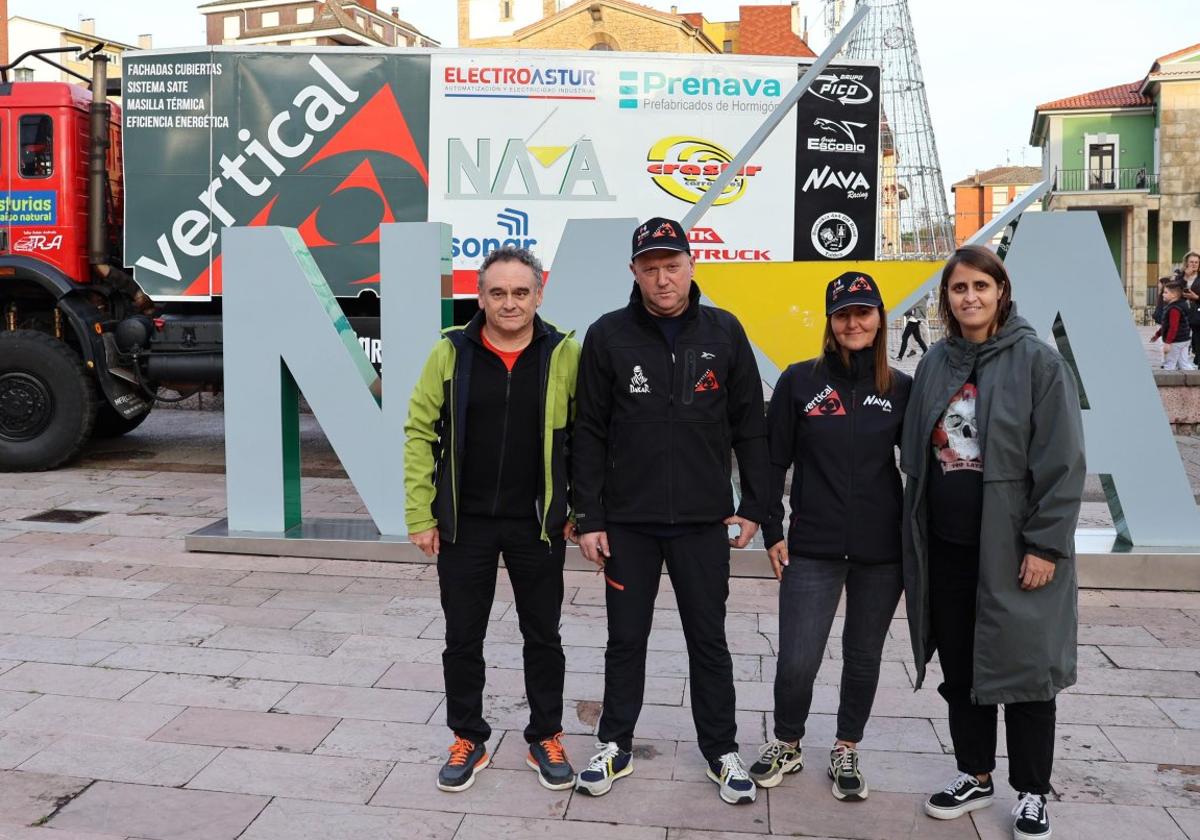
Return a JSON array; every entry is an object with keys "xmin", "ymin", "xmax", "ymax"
[{"xmin": 1052, "ymin": 167, "xmax": 1158, "ymax": 194}]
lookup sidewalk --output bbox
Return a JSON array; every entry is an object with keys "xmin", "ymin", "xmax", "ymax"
[{"xmin": 1, "ymin": 409, "xmax": 1200, "ymax": 839}]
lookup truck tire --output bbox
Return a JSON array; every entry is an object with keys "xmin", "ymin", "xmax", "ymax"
[
  {"xmin": 93, "ymin": 403, "xmax": 152, "ymax": 438},
  {"xmin": 0, "ymin": 330, "xmax": 99, "ymax": 471}
]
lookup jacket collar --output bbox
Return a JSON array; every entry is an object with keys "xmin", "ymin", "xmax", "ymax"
[
  {"xmin": 627, "ymin": 280, "xmax": 703, "ymax": 326},
  {"xmin": 822, "ymin": 347, "xmax": 875, "ymax": 383},
  {"xmin": 451, "ymin": 310, "xmax": 557, "ymax": 348}
]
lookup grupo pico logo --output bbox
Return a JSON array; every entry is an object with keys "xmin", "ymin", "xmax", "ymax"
[
  {"xmin": 807, "ymin": 72, "xmax": 873, "ymax": 106},
  {"xmin": 646, "ymin": 137, "xmax": 763, "ymax": 206},
  {"xmin": 811, "ymin": 212, "xmax": 859, "ymax": 259}
]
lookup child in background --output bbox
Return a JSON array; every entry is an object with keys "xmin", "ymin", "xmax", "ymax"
[{"xmin": 1157, "ymin": 280, "xmax": 1196, "ymax": 371}]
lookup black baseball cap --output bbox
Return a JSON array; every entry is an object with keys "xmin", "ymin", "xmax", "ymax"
[
  {"xmin": 826, "ymin": 271, "xmax": 883, "ymax": 315},
  {"xmin": 632, "ymin": 217, "xmax": 691, "ymax": 260}
]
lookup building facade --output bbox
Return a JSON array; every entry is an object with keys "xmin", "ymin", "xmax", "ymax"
[
  {"xmin": 199, "ymin": 0, "xmax": 438, "ymax": 48},
  {"xmin": 457, "ymin": 0, "xmax": 814, "ymax": 57},
  {"xmin": 6, "ymin": 16, "xmax": 142, "ymax": 93},
  {"xmin": 1032, "ymin": 43, "xmax": 1200, "ymax": 307},
  {"xmin": 951, "ymin": 165, "xmax": 1041, "ymax": 247}
]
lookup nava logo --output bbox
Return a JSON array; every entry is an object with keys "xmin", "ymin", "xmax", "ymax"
[
  {"xmin": 452, "ymin": 208, "xmax": 538, "ymax": 259},
  {"xmin": 447, "ymin": 138, "xmax": 614, "ymax": 201},
  {"xmin": 646, "ymin": 137, "xmax": 763, "ymax": 206}
]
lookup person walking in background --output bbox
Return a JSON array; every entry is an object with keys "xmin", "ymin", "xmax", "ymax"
[
  {"xmin": 750, "ymin": 272, "xmax": 911, "ymax": 803},
  {"xmin": 896, "ymin": 305, "xmax": 928, "ymax": 359},
  {"xmin": 404, "ymin": 246, "xmax": 580, "ymax": 794},
  {"xmin": 900, "ymin": 245, "xmax": 1085, "ymax": 840}
]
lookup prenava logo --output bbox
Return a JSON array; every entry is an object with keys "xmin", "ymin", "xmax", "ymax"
[
  {"xmin": 619, "ymin": 70, "xmax": 782, "ymax": 112},
  {"xmin": 646, "ymin": 137, "xmax": 763, "ymax": 206}
]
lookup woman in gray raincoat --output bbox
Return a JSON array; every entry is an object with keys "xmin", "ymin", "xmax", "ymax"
[{"xmin": 900, "ymin": 245, "xmax": 1084, "ymax": 840}]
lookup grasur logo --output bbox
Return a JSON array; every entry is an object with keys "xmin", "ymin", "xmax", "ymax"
[
  {"xmin": 452, "ymin": 208, "xmax": 537, "ymax": 259},
  {"xmin": 447, "ymin": 138, "xmax": 614, "ymax": 201},
  {"xmin": 802, "ymin": 166, "xmax": 871, "ymax": 200},
  {"xmin": 443, "ymin": 64, "xmax": 598, "ymax": 100},
  {"xmin": 811, "ymin": 212, "xmax": 858, "ymax": 259},
  {"xmin": 687, "ymin": 227, "xmax": 771, "ymax": 261},
  {"xmin": 807, "ymin": 73, "xmax": 873, "ymax": 106},
  {"xmin": 618, "ymin": 69, "xmax": 782, "ymax": 110},
  {"xmin": 646, "ymin": 137, "xmax": 763, "ymax": 206},
  {"xmin": 808, "ymin": 118, "xmax": 867, "ymax": 154}
]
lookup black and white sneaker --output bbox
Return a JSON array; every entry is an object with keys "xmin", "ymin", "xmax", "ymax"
[
  {"xmin": 828, "ymin": 744, "xmax": 868, "ymax": 801},
  {"xmin": 706, "ymin": 752, "xmax": 757, "ymax": 804},
  {"xmin": 924, "ymin": 772, "xmax": 995, "ymax": 819},
  {"xmin": 1012, "ymin": 792, "xmax": 1051, "ymax": 839},
  {"xmin": 749, "ymin": 739, "xmax": 803, "ymax": 788},
  {"xmin": 574, "ymin": 741, "xmax": 632, "ymax": 797}
]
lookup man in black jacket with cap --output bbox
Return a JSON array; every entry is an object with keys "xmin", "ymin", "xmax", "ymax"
[{"xmin": 570, "ymin": 217, "xmax": 769, "ymax": 805}]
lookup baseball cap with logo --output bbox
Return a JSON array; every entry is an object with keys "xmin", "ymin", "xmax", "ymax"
[
  {"xmin": 631, "ymin": 217, "xmax": 692, "ymax": 260},
  {"xmin": 825, "ymin": 271, "xmax": 884, "ymax": 315}
]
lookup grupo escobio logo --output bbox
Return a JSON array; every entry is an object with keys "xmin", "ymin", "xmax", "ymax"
[{"xmin": 645, "ymin": 137, "xmax": 763, "ymax": 206}]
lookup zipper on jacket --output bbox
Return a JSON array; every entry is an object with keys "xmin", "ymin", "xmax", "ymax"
[
  {"xmin": 845, "ymin": 385, "xmax": 856, "ymax": 560},
  {"xmin": 667, "ymin": 342, "xmax": 676, "ymax": 523},
  {"xmin": 490, "ymin": 369, "xmax": 513, "ymax": 516}
]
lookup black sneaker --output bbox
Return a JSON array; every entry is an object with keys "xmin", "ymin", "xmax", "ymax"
[
  {"xmin": 1013, "ymin": 792, "xmax": 1051, "ymax": 839},
  {"xmin": 575, "ymin": 741, "xmax": 633, "ymax": 796},
  {"xmin": 828, "ymin": 744, "xmax": 868, "ymax": 801},
  {"xmin": 925, "ymin": 772, "xmax": 995, "ymax": 819},
  {"xmin": 749, "ymin": 739, "xmax": 803, "ymax": 788},
  {"xmin": 706, "ymin": 752, "xmax": 757, "ymax": 805},
  {"xmin": 526, "ymin": 732, "xmax": 575, "ymax": 790},
  {"xmin": 436, "ymin": 736, "xmax": 489, "ymax": 792}
]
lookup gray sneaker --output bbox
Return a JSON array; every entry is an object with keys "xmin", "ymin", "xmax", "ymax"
[
  {"xmin": 706, "ymin": 752, "xmax": 757, "ymax": 805},
  {"xmin": 749, "ymin": 739, "xmax": 803, "ymax": 788},
  {"xmin": 828, "ymin": 744, "xmax": 868, "ymax": 801}
]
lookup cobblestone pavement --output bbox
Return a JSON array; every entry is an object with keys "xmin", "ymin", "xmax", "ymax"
[{"xmin": 1, "ymin": 403, "xmax": 1199, "ymax": 839}]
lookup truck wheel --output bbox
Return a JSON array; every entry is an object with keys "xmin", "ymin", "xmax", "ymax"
[
  {"xmin": 0, "ymin": 330, "xmax": 99, "ymax": 471},
  {"xmin": 93, "ymin": 403, "xmax": 152, "ymax": 438}
]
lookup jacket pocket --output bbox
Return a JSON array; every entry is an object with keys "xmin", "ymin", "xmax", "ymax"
[
  {"xmin": 672, "ymin": 419, "xmax": 732, "ymax": 518},
  {"xmin": 604, "ymin": 421, "xmax": 669, "ymax": 519}
]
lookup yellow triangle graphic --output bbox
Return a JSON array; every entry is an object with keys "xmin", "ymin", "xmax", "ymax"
[
  {"xmin": 696, "ymin": 260, "xmax": 944, "ymax": 370},
  {"xmin": 528, "ymin": 145, "xmax": 570, "ymax": 167}
]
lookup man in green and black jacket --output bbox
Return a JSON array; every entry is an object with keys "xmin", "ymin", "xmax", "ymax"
[{"xmin": 404, "ymin": 246, "xmax": 580, "ymax": 794}]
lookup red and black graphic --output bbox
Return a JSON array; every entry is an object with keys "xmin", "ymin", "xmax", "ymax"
[
  {"xmin": 694, "ymin": 369, "xmax": 720, "ymax": 393},
  {"xmin": 653, "ymin": 221, "xmax": 678, "ymax": 239},
  {"xmin": 848, "ymin": 276, "xmax": 872, "ymax": 293},
  {"xmin": 806, "ymin": 388, "xmax": 846, "ymax": 417}
]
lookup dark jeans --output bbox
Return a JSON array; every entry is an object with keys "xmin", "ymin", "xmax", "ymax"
[
  {"xmin": 597, "ymin": 522, "xmax": 737, "ymax": 762},
  {"xmin": 437, "ymin": 515, "xmax": 566, "ymax": 745},
  {"xmin": 898, "ymin": 322, "xmax": 928, "ymax": 357},
  {"xmin": 928, "ymin": 533, "xmax": 1056, "ymax": 795},
  {"xmin": 773, "ymin": 558, "xmax": 902, "ymax": 744},
  {"xmin": 1190, "ymin": 325, "xmax": 1200, "ymax": 364}
]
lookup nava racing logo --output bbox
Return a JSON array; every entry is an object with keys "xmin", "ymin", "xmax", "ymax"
[
  {"xmin": 646, "ymin": 137, "xmax": 763, "ymax": 206},
  {"xmin": 452, "ymin": 208, "xmax": 537, "ymax": 260},
  {"xmin": 688, "ymin": 227, "xmax": 771, "ymax": 262},
  {"xmin": 807, "ymin": 73, "xmax": 873, "ymax": 106}
]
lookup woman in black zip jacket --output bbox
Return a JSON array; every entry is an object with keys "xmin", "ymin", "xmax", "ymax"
[{"xmin": 748, "ymin": 271, "xmax": 911, "ymax": 803}]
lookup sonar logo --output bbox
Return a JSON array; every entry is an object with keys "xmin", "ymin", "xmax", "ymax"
[
  {"xmin": 646, "ymin": 137, "xmax": 763, "ymax": 206},
  {"xmin": 452, "ymin": 208, "xmax": 537, "ymax": 259},
  {"xmin": 811, "ymin": 212, "xmax": 859, "ymax": 259}
]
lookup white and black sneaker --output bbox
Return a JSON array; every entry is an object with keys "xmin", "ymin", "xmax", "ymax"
[
  {"xmin": 749, "ymin": 739, "xmax": 803, "ymax": 788},
  {"xmin": 1013, "ymin": 792, "xmax": 1051, "ymax": 839},
  {"xmin": 924, "ymin": 772, "xmax": 995, "ymax": 819},
  {"xmin": 706, "ymin": 752, "xmax": 757, "ymax": 804},
  {"xmin": 828, "ymin": 744, "xmax": 868, "ymax": 801}
]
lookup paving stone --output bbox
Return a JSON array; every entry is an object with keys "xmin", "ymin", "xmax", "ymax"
[
  {"xmin": 128, "ymin": 566, "xmax": 251, "ymax": 587},
  {"xmin": 151, "ymin": 707, "xmax": 337, "ymax": 753},
  {"xmin": 18, "ymin": 734, "xmax": 217, "ymax": 786},
  {"xmin": 0, "ymin": 613, "xmax": 103, "ymax": 638},
  {"xmin": 42, "ymin": 577, "xmax": 169, "ymax": 599},
  {"xmin": 233, "ymin": 572, "xmax": 353, "ymax": 592},
  {"xmin": 239, "ymin": 797, "xmax": 462, "ymax": 840},
  {"xmin": 456, "ymin": 814, "xmax": 666, "ymax": 840},
  {"xmin": 1067, "ymin": 667, "xmax": 1200, "ymax": 698},
  {"xmin": 1102, "ymin": 725, "xmax": 1200, "ymax": 764},
  {"xmin": 152, "ymin": 584, "xmax": 278, "ymax": 607},
  {"xmin": 0, "ymin": 636, "xmax": 124, "ymax": 667},
  {"xmin": 1146, "ymin": 625, "xmax": 1200, "ymax": 647},
  {"xmin": 291, "ymin": 611, "xmax": 434, "ymax": 637},
  {"xmin": 1156, "ymin": 699, "xmax": 1200, "ymax": 729},
  {"xmin": 1056, "ymin": 692, "xmax": 1176, "ymax": 727},
  {"xmin": 0, "ymin": 592, "xmax": 84, "ymax": 614},
  {"xmin": 124, "ymin": 673, "xmax": 295, "ymax": 712},
  {"xmin": 1078, "ymin": 624, "xmax": 1165, "ymax": 646},
  {"xmin": 801, "ymin": 713, "xmax": 943, "ymax": 754},
  {"xmin": 972, "ymin": 800, "xmax": 1188, "ymax": 840},
  {"xmin": 48, "ymin": 781, "xmax": 269, "ymax": 840},
  {"xmin": 0, "ymin": 732, "xmax": 56, "ymax": 770},
  {"xmin": 78, "ymin": 617, "xmax": 225, "ymax": 646},
  {"xmin": 310, "ymin": 559, "xmax": 427, "ymax": 579},
  {"xmin": 314, "ymin": 719, "xmax": 452, "ymax": 763},
  {"xmin": 328, "ymin": 635, "xmax": 444, "ymax": 662},
  {"xmin": 372, "ymin": 763, "xmax": 571, "ymax": 819},
  {"xmin": 260, "ymin": 591, "xmax": 394, "ymax": 614},
  {"xmin": 56, "ymin": 596, "xmax": 193, "ymax": 621},
  {"xmin": 0, "ymin": 663, "xmax": 151, "ymax": 700},
  {"xmin": 1102, "ymin": 645, "xmax": 1200, "ymax": 671},
  {"xmin": 97, "ymin": 643, "xmax": 251, "ymax": 676},
  {"xmin": 1077, "ymin": 606, "xmax": 1197, "ymax": 628},
  {"xmin": 232, "ymin": 652, "xmax": 391, "ymax": 687},
  {"xmin": 187, "ymin": 748, "xmax": 392, "ymax": 804},
  {"xmin": 0, "ymin": 689, "xmax": 39, "ymax": 720},
  {"xmin": 28, "ymin": 559, "xmax": 146, "ymax": 579},
  {"xmin": 0, "ymin": 769, "xmax": 90, "ymax": 827},
  {"xmin": 1, "ymin": 694, "xmax": 183, "ymax": 738},
  {"xmin": 201, "ymin": 626, "xmax": 348, "ymax": 657},
  {"xmin": 1168, "ymin": 808, "xmax": 1200, "ymax": 840},
  {"xmin": 1054, "ymin": 759, "xmax": 1200, "ymax": 807},
  {"xmin": 273, "ymin": 683, "xmax": 441, "ymax": 723},
  {"xmin": 565, "ymin": 773, "xmax": 769, "ymax": 832},
  {"xmin": 179, "ymin": 603, "xmax": 310, "ymax": 629},
  {"xmin": 373, "ymin": 661, "xmax": 445, "ymax": 692}
]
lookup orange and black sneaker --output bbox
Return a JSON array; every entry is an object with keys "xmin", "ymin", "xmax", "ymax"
[
  {"xmin": 526, "ymin": 732, "xmax": 575, "ymax": 790},
  {"xmin": 437, "ymin": 736, "xmax": 489, "ymax": 792}
]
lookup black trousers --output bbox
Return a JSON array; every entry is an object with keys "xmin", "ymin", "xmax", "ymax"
[
  {"xmin": 597, "ymin": 523, "xmax": 737, "ymax": 762},
  {"xmin": 437, "ymin": 515, "xmax": 566, "ymax": 745},
  {"xmin": 928, "ymin": 533, "xmax": 1056, "ymax": 795},
  {"xmin": 898, "ymin": 322, "xmax": 928, "ymax": 357}
]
